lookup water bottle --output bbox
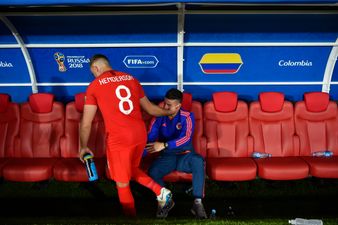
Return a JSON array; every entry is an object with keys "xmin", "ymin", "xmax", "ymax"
[
  {"xmin": 83, "ymin": 153, "xmax": 98, "ymax": 182},
  {"xmin": 226, "ymin": 206, "xmax": 235, "ymax": 217},
  {"xmin": 209, "ymin": 209, "xmax": 216, "ymax": 220},
  {"xmin": 185, "ymin": 186, "xmax": 193, "ymax": 195},
  {"xmin": 252, "ymin": 151, "xmax": 272, "ymax": 159},
  {"xmin": 289, "ymin": 218, "xmax": 323, "ymax": 225},
  {"xmin": 312, "ymin": 150, "xmax": 333, "ymax": 157}
]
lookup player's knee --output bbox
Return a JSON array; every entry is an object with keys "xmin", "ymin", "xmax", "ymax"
[
  {"xmin": 116, "ymin": 182, "xmax": 129, "ymax": 188},
  {"xmin": 193, "ymin": 154, "xmax": 204, "ymax": 163},
  {"xmin": 192, "ymin": 155, "xmax": 205, "ymax": 169},
  {"xmin": 148, "ymin": 166, "xmax": 159, "ymax": 179}
]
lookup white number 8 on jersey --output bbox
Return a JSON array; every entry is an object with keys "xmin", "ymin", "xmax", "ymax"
[{"xmin": 115, "ymin": 85, "xmax": 134, "ymax": 115}]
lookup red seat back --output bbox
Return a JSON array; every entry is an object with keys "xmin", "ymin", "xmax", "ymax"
[
  {"xmin": 17, "ymin": 93, "xmax": 64, "ymax": 158},
  {"xmin": 0, "ymin": 94, "xmax": 19, "ymax": 157},
  {"xmin": 204, "ymin": 92, "xmax": 250, "ymax": 158},
  {"xmin": 249, "ymin": 92, "xmax": 296, "ymax": 156},
  {"xmin": 61, "ymin": 93, "xmax": 106, "ymax": 158},
  {"xmin": 295, "ymin": 92, "xmax": 338, "ymax": 156},
  {"xmin": 190, "ymin": 99, "xmax": 205, "ymax": 157}
]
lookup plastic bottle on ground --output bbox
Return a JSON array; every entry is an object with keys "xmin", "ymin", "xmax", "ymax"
[
  {"xmin": 226, "ymin": 206, "xmax": 235, "ymax": 217},
  {"xmin": 185, "ymin": 186, "xmax": 193, "ymax": 195},
  {"xmin": 209, "ymin": 209, "xmax": 216, "ymax": 219},
  {"xmin": 289, "ymin": 218, "xmax": 323, "ymax": 225}
]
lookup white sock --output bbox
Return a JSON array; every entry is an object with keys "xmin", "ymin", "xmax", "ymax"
[{"xmin": 194, "ymin": 198, "xmax": 202, "ymax": 204}]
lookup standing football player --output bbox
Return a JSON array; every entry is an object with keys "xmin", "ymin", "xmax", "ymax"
[{"xmin": 79, "ymin": 54, "xmax": 175, "ymax": 217}]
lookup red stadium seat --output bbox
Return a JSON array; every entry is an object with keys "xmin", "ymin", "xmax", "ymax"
[
  {"xmin": 0, "ymin": 94, "xmax": 20, "ymax": 177},
  {"xmin": 250, "ymin": 92, "xmax": 309, "ymax": 180},
  {"xmin": 204, "ymin": 92, "xmax": 256, "ymax": 181},
  {"xmin": 141, "ymin": 92, "xmax": 205, "ymax": 182},
  {"xmin": 295, "ymin": 92, "xmax": 338, "ymax": 178},
  {"xmin": 3, "ymin": 93, "xmax": 64, "ymax": 182},
  {"xmin": 54, "ymin": 93, "xmax": 106, "ymax": 182},
  {"xmin": 186, "ymin": 93, "xmax": 206, "ymax": 158}
]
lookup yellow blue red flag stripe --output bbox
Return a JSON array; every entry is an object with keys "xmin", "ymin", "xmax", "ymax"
[{"xmin": 199, "ymin": 53, "xmax": 243, "ymax": 74}]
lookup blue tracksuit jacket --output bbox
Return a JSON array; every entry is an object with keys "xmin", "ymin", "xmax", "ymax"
[
  {"xmin": 147, "ymin": 109, "xmax": 205, "ymax": 198},
  {"xmin": 147, "ymin": 109, "xmax": 195, "ymax": 154}
]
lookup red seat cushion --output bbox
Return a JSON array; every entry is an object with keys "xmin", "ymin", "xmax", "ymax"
[
  {"xmin": 207, "ymin": 157, "xmax": 257, "ymax": 181},
  {"xmin": 139, "ymin": 154, "xmax": 192, "ymax": 182},
  {"xmin": 212, "ymin": 92, "xmax": 238, "ymax": 112},
  {"xmin": 3, "ymin": 158, "xmax": 58, "ymax": 182},
  {"xmin": 259, "ymin": 92, "xmax": 284, "ymax": 113},
  {"xmin": 29, "ymin": 93, "xmax": 54, "ymax": 113},
  {"xmin": 302, "ymin": 156, "xmax": 338, "ymax": 178},
  {"xmin": 164, "ymin": 171, "xmax": 192, "ymax": 182},
  {"xmin": 255, "ymin": 157, "xmax": 309, "ymax": 180},
  {"xmin": 53, "ymin": 158, "xmax": 106, "ymax": 182},
  {"xmin": 304, "ymin": 92, "xmax": 329, "ymax": 112}
]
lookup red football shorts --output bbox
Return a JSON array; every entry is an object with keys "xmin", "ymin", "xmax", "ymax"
[{"xmin": 106, "ymin": 141, "xmax": 146, "ymax": 183}]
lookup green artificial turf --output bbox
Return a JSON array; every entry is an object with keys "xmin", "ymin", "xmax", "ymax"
[
  {"xmin": 0, "ymin": 178, "xmax": 337, "ymax": 225},
  {"xmin": 1, "ymin": 218, "xmax": 338, "ymax": 225}
]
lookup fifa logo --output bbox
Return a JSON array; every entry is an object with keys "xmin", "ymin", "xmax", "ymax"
[{"xmin": 54, "ymin": 52, "xmax": 67, "ymax": 72}]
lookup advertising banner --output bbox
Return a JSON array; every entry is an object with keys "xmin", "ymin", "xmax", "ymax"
[
  {"xmin": 29, "ymin": 47, "xmax": 177, "ymax": 83},
  {"xmin": 0, "ymin": 49, "xmax": 30, "ymax": 83},
  {"xmin": 184, "ymin": 47, "xmax": 330, "ymax": 82}
]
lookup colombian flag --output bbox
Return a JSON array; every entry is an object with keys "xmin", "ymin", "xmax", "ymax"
[{"xmin": 199, "ymin": 53, "xmax": 243, "ymax": 74}]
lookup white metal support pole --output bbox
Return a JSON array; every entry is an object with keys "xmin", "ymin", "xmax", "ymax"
[
  {"xmin": 0, "ymin": 16, "xmax": 38, "ymax": 93},
  {"xmin": 177, "ymin": 3, "xmax": 185, "ymax": 92},
  {"xmin": 322, "ymin": 38, "xmax": 338, "ymax": 93}
]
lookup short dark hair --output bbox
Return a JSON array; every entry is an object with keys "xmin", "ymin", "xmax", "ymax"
[
  {"xmin": 90, "ymin": 54, "xmax": 110, "ymax": 66},
  {"xmin": 165, "ymin": 88, "xmax": 182, "ymax": 103}
]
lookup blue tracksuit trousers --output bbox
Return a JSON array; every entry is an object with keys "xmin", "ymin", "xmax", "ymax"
[{"xmin": 148, "ymin": 151, "xmax": 205, "ymax": 199}]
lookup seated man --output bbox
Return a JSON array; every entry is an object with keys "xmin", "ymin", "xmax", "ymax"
[{"xmin": 145, "ymin": 88, "xmax": 207, "ymax": 219}]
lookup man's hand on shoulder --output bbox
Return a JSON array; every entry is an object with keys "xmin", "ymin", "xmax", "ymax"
[
  {"xmin": 140, "ymin": 96, "xmax": 176, "ymax": 117},
  {"xmin": 145, "ymin": 142, "xmax": 166, "ymax": 154}
]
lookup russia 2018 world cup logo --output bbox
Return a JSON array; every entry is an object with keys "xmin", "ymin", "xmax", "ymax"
[{"xmin": 54, "ymin": 52, "xmax": 67, "ymax": 72}]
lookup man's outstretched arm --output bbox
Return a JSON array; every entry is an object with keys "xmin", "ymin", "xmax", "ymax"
[
  {"xmin": 79, "ymin": 104, "xmax": 97, "ymax": 162},
  {"xmin": 140, "ymin": 96, "xmax": 173, "ymax": 117}
]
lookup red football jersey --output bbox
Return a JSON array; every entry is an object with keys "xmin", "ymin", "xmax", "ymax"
[{"xmin": 85, "ymin": 70, "xmax": 147, "ymax": 147}]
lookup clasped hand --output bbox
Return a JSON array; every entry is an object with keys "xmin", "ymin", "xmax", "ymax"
[{"xmin": 145, "ymin": 142, "xmax": 165, "ymax": 154}]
